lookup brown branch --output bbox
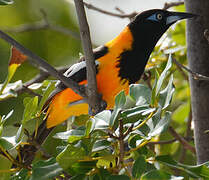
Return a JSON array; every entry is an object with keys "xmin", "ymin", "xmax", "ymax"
[
  {"xmin": 74, "ymin": 0, "xmax": 105, "ymax": 114},
  {"xmin": 119, "ymin": 119, "xmax": 125, "ymax": 167},
  {"xmin": 169, "ymin": 126, "xmax": 196, "ymax": 154},
  {"xmin": 173, "ymin": 59, "xmax": 189, "ymax": 81},
  {"xmin": 0, "ymin": 30, "xmax": 87, "ymax": 99},
  {"xmin": 3, "ymin": 9, "xmax": 80, "ymax": 40},
  {"xmin": 163, "ymin": 1, "xmax": 184, "ymax": 10},
  {"xmin": 12, "ymin": 66, "xmax": 68, "ymax": 97},
  {"xmin": 83, "ymin": 2, "xmax": 137, "ymax": 19},
  {"xmin": 173, "ymin": 58, "xmax": 209, "ymax": 81}
]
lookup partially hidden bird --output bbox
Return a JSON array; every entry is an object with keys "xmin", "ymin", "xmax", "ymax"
[{"xmin": 45, "ymin": 9, "xmax": 196, "ymax": 129}]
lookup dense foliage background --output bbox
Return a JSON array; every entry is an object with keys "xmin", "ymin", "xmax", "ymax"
[{"xmin": 0, "ymin": 0, "xmax": 208, "ymax": 179}]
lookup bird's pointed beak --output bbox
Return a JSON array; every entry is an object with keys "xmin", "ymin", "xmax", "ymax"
[{"xmin": 166, "ymin": 12, "xmax": 198, "ymax": 25}]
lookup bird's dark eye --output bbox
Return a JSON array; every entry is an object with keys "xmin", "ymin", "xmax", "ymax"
[{"xmin": 156, "ymin": 13, "xmax": 163, "ymax": 20}]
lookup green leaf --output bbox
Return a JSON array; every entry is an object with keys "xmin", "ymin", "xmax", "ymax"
[
  {"xmin": 71, "ymin": 174, "xmax": 85, "ymax": 180},
  {"xmin": 155, "ymin": 54, "xmax": 172, "ymax": 96},
  {"xmin": 68, "ymin": 161, "xmax": 96, "ymax": 175},
  {"xmin": 0, "ymin": 64, "xmax": 19, "ymax": 95},
  {"xmin": 92, "ymin": 139, "xmax": 111, "ymax": 152},
  {"xmin": 37, "ymin": 82, "xmax": 56, "ymax": 113},
  {"xmin": 10, "ymin": 168, "xmax": 29, "ymax": 180},
  {"xmin": 57, "ymin": 144, "xmax": 86, "ymax": 170},
  {"xmin": 0, "ymin": 137, "xmax": 14, "ymax": 150},
  {"xmin": 85, "ymin": 120, "xmax": 92, "ymax": 136},
  {"xmin": 30, "ymin": 158, "xmax": 63, "ymax": 180},
  {"xmin": 151, "ymin": 70, "xmax": 159, "ymax": 106},
  {"xmin": 107, "ymin": 175, "xmax": 130, "ymax": 180},
  {"xmin": 129, "ymin": 84, "xmax": 151, "ymax": 105},
  {"xmin": 141, "ymin": 170, "xmax": 183, "ymax": 180},
  {"xmin": 91, "ymin": 110, "xmax": 110, "ymax": 130},
  {"xmin": 122, "ymin": 106, "xmax": 156, "ymax": 124},
  {"xmin": 156, "ymin": 155, "xmax": 209, "ymax": 178},
  {"xmin": 109, "ymin": 91, "xmax": 126, "ymax": 127},
  {"xmin": 54, "ymin": 128, "xmax": 85, "ymax": 143},
  {"xmin": 22, "ymin": 96, "xmax": 38, "ymax": 124},
  {"xmin": 148, "ymin": 111, "xmax": 171, "ymax": 137},
  {"xmin": 0, "ymin": 80, "xmax": 22, "ymax": 100},
  {"xmin": 1, "ymin": 109, "xmax": 14, "ymax": 124},
  {"xmin": 15, "ymin": 124, "xmax": 23, "ymax": 143},
  {"xmin": 159, "ymin": 75, "xmax": 175, "ymax": 109},
  {"xmin": 0, "ymin": 0, "xmax": 13, "ymax": 5},
  {"xmin": 132, "ymin": 156, "xmax": 147, "ymax": 178}
]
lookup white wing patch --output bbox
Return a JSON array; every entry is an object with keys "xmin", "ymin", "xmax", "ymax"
[{"xmin": 64, "ymin": 60, "xmax": 100, "ymax": 77}]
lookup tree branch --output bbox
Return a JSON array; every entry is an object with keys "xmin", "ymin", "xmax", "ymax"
[
  {"xmin": 3, "ymin": 10, "xmax": 80, "ymax": 40},
  {"xmin": 169, "ymin": 126, "xmax": 196, "ymax": 154},
  {"xmin": 163, "ymin": 1, "xmax": 184, "ymax": 10},
  {"xmin": 83, "ymin": 2, "xmax": 137, "ymax": 20},
  {"xmin": 173, "ymin": 57, "xmax": 209, "ymax": 81},
  {"xmin": 14, "ymin": 66, "xmax": 68, "ymax": 96},
  {"xmin": 0, "ymin": 30, "xmax": 87, "ymax": 99},
  {"xmin": 74, "ymin": 0, "xmax": 105, "ymax": 114}
]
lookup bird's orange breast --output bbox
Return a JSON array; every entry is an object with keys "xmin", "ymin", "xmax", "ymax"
[{"xmin": 46, "ymin": 27, "xmax": 134, "ymax": 128}]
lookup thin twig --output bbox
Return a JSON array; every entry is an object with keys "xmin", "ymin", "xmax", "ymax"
[
  {"xmin": 14, "ymin": 66, "xmax": 68, "ymax": 97},
  {"xmin": 84, "ymin": 2, "xmax": 137, "ymax": 19},
  {"xmin": 173, "ymin": 59, "xmax": 189, "ymax": 81},
  {"xmin": 173, "ymin": 58, "xmax": 209, "ymax": 81},
  {"xmin": 163, "ymin": 1, "xmax": 184, "ymax": 10},
  {"xmin": 169, "ymin": 126, "xmax": 195, "ymax": 154},
  {"xmin": 3, "ymin": 11, "xmax": 80, "ymax": 40},
  {"xmin": 0, "ymin": 30, "xmax": 87, "ymax": 99},
  {"xmin": 119, "ymin": 119, "xmax": 125, "ymax": 167},
  {"xmin": 74, "ymin": 0, "xmax": 104, "ymax": 114}
]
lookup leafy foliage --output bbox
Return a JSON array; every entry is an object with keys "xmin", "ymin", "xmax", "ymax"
[{"xmin": 0, "ymin": 2, "xmax": 205, "ymax": 180}]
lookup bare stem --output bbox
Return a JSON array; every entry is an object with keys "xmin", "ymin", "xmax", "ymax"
[
  {"xmin": 169, "ymin": 126, "xmax": 196, "ymax": 154},
  {"xmin": 119, "ymin": 119, "xmax": 125, "ymax": 167},
  {"xmin": 74, "ymin": 0, "xmax": 103, "ymax": 114},
  {"xmin": 173, "ymin": 57, "xmax": 209, "ymax": 81},
  {"xmin": 0, "ymin": 30, "xmax": 87, "ymax": 99},
  {"xmin": 163, "ymin": 1, "xmax": 184, "ymax": 10},
  {"xmin": 84, "ymin": 2, "xmax": 137, "ymax": 20}
]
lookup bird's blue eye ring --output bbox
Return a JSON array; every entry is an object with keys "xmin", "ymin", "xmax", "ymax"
[{"xmin": 156, "ymin": 13, "xmax": 163, "ymax": 20}]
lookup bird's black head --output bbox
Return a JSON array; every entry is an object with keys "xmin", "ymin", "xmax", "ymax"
[
  {"xmin": 118, "ymin": 9, "xmax": 197, "ymax": 84},
  {"xmin": 129, "ymin": 9, "xmax": 196, "ymax": 49}
]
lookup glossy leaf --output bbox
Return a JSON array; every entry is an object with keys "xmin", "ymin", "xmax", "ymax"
[
  {"xmin": 0, "ymin": 137, "xmax": 14, "ymax": 150},
  {"xmin": 91, "ymin": 110, "xmax": 110, "ymax": 130},
  {"xmin": 0, "ymin": 0, "xmax": 13, "ymax": 5},
  {"xmin": 1, "ymin": 109, "xmax": 14, "ymax": 124},
  {"xmin": 92, "ymin": 139, "xmax": 111, "ymax": 152},
  {"xmin": 156, "ymin": 155, "xmax": 209, "ymax": 178},
  {"xmin": 148, "ymin": 111, "xmax": 171, "ymax": 137},
  {"xmin": 22, "ymin": 96, "xmax": 38, "ymax": 124},
  {"xmin": 57, "ymin": 144, "xmax": 86, "ymax": 170},
  {"xmin": 159, "ymin": 74, "xmax": 175, "ymax": 109},
  {"xmin": 129, "ymin": 84, "xmax": 151, "ymax": 105},
  {"xmin": 30, "ymin": 158, "xmax": 63, "ymax": 180},
  {"xmin": 141, "ymin": 170, "xmax": 183, "ymax": 180},
  {"xmin": 0, "ymin": 80, "xmax": 22, "ymax": 100},
  {"xmin": 155, "ymin": 54, "xmax": 172, "ymax": 96},
  {"xmin": 37, "ymin": 81, "xmax": 56, "ymax": 113},
  {"xmin": 132, "ymin": 156, "xmax": 147, "ymax": 178},
  {"xmin": 109, "ymin": 91, "xmax": 126, "ymax": 127}
]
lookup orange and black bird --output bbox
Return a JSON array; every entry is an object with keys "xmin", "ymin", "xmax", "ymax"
[
  {"xmin": 21, "ymin": 9, "xmax": 196, "ymax": 164},
  {"xmin": 44, "ymin": 9, "xmax": 195, "ymax": 129}
]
